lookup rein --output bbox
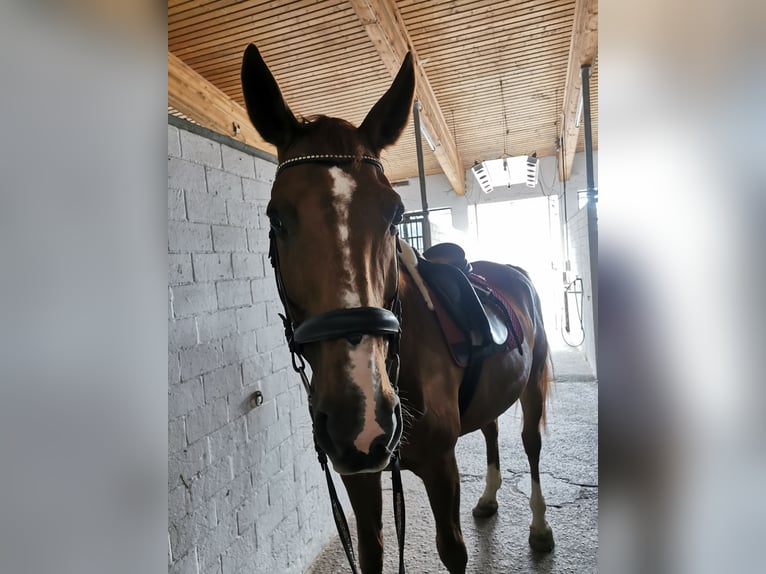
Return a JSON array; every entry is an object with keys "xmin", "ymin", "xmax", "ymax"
[{"xmin": 268, "ymin": 154, "xmax": 407, "ymax": 574}]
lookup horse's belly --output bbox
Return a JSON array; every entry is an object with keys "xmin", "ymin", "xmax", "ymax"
[{"xmin": 458, "ymin": 343, "xmax": 532, "ymax": 434}]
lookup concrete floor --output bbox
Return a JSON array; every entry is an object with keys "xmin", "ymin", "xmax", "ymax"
[{"xmin": 307, "ymin": 340, "xmax": 597, "ymax": 573}]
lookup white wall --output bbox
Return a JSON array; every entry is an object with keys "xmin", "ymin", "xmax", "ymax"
[{"xmin": 167, "ymin": 119, "xmax": 338, "ymax": 574}]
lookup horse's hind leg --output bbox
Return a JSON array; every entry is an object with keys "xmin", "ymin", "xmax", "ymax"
[
  {"xmin": 472, "ymin": 418, "xmax": 501, "ymax": 518},
  {"xmin": 521, "ymin": 358, "xmax": 555, "ymax": 552},
  {"xmin": 416, "ymin": 451, "xmax": 468, "ymax": 574},
  {"xmin": 341, "ymin": 472, "xmax": 383, "ymax": 574}
]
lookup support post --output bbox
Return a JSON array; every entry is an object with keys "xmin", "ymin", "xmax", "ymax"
[{"xmin": 412, "ymin": 100, "xmax": 432, "ymax": 250}]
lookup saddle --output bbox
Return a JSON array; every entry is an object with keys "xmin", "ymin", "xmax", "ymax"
[{"xmin": 415, "ymin": 242, "xmax": 525, "ymax": 415}]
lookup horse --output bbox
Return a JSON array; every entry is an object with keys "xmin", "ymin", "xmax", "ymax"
[{"xmin": 240, "ymin": 44, "xmax": 555, "ymax": 574}]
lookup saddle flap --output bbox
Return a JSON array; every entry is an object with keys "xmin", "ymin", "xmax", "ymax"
[{"xmin": 416, "ymin": 256, "xmax": 506, "ymax": 348}]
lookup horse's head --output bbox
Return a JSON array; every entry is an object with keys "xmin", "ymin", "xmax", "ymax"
[{"xmin": 241, "ymin": 45, "xmax": 414, "ymax": 474}]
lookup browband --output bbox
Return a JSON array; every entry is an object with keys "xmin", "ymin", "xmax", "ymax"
[{"xmin": 276, "ymin": 154, "xmax": 384, "ymax": 176}]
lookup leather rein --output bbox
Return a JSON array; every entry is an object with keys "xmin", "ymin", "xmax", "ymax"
[{"xmin": 267, "ymin": 154, "xmax": 407, "ymax": 574}]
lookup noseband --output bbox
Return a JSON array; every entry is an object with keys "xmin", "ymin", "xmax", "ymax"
[{"xmin": 267, "ymin": 154, "xmax": 406, "ymax": 574}]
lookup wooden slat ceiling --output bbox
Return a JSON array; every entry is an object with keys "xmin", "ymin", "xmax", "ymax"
[{"xmin": 168, "ymin": 0, "xmax": 597, "ymax": 188}]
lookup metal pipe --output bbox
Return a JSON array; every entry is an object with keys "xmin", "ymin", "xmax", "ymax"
[
  {"xmin": 412, "ymin": 100, "xmax": 432, "ymax": 250},
  {"xmin": 581, "ymin": 64, "xmax": 596, "ymax": 200}
]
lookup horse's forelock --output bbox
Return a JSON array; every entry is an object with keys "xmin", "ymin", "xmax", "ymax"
[{"xmin": 290, "ymin": 115, "xmax": 371, "ymax": 158}]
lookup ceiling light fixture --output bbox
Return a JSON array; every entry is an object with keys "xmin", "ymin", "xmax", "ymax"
[
  {"xmin": 525, "ymin": 153, "xmax": 538, "ymax": 188},
  {"xmin": 471, "ymin": 162, "xmax": 493, "ymax": 194}
]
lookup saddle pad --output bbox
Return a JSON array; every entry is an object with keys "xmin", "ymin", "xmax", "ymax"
[{"xmin": 428, "ymin": 274, "xmax": 524, "ymax": 367}]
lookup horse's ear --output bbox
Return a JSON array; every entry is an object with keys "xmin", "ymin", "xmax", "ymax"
[
  {"xmin": 360, "ymin": 52, "xmax": 415, "ymax": 153},
  {"xmin": 241, "ymin": 44, "xmax": 299, "ymax": 149}
]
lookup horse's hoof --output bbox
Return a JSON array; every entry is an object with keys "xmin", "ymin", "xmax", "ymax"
[
  {"xmin": 472, "ymin": 499, "xmax": 498, "ymax": 518},
  {"xmin": 529, "ymin": 524, "xmax": 554, "ymax": 552}
]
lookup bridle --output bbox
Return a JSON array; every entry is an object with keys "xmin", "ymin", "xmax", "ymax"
[{"xmin": 267, "ymin": 154, "xmax": 407, "ymax": 574}]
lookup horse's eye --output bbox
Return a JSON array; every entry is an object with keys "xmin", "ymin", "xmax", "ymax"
[
  {"xmin": 390, "ymin": 206, "xmax": 404, "ymax": 234},
  {"xmin": 269, "ymin": 214, "xmax": 286, "ymax": 235}
]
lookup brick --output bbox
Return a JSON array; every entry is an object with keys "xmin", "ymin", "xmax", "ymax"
[
  {"xmin": 258, "ymin": 370, "xmax": 288, "ymax": 399},
  {"xmin": 268, "ymin": 468, "xmax": 297, "ymax": 512},
  {"xmin": 221, "ymin": 145, "xmax": 256, "ymax": 179},
  {"xmin": 169, "ymin": 378, "xmax": 205, "ymax": 419},
  {"xmin": 169, "ymin": 351, "xmax": 180, "ymax": 385},
  {"xmin": 264, "ymin": 301, "xmax": 283, "ymax": 325},
  {"xmin": 212, "ymin": 226, "xmax": 247, "ymax": 253},
  {"xmin": 169, "ymin": 317, "xmax": 198, "ymax": 351},
  {"xmin": 205, "ymin": 167, "xmax": 243, "ymax": 200},
  {"xmin": 232, "ymin": 253, "xmax": 263, "ymax": 279},
  {"xmin": 180, "ymin": 340, "xmax": 224, "ymax": 380},
  {"xmin": 250, "ymin": 277, "xmax": 277, "ymax": 303},
  {"xmin": 169, "ymin": 418, "xmax": 186, "ymax": 453},
  {"xmin": 172, "ymin": 283, "xmax": 217, "ymax": 318},
  {"xmin": 235, "ymin": 304, "xmax": 267, "ymax": 333},
  {"xmin": 169, "ymin": 188, "xmax": 187, "ymax": 220},
  {"xmin": 187, "ymin": 190, "xmax": 228, "ymax": 225},
  {"xmin": 169, "ymin": 221, "xmax": 213, "ymax": 253},
  {"xmin": 168, "ymin": 125, "xmax": 182, "ymax": 158},
  {"xmin": 252, "ymin": 440, "xmax": 281, "ymax": 485},
  {"xmin": 211, "ymin": 472, "xmax": 251, "ymax": 533},
  {"xmin": 169, "ymin": 254, "xmax": 193, "ymax": 285},
  {"xmin": 220, "ymin": 526, "xmax": 257, "ymax": 574},
  {"xmin": 203, "ymin": 364, "xmax": 242, "ymax": 404},
  {"xmin": 169, "ymin": 548, "xmax": 198, "ymax": 574},
  {"xmin": 275, "ymin": 389, "xmax": 299, "ymax": 421},
  {"xmin": 169, "ymin": 157, "xmax": 207, "ymax": 194},
  {"xmin": 202, "ymin": 559, "xmax": 222, "ymax": 574},
  {"xmin": 193, "ymin": 253, "xmax": 233, "ymax": 282},
  {"xmin": 168, "ymin": 437, "xmax": 210, "ymax": 489},
  {"xmin": 255, "ymin": 324, "xmax": 283, "ymax": 353},
  {"xmin": 254, "ymin": 157, "xmax": 276, "ymax": 183},
  {"xmin": 270, "ymin": 346, "xmax": 291, "ymax": 372},
  {"xmin": 270, "ymin": 511, "xmax": 299, "ymax": 567},
  {"xmin": 207, "ymin": 417, "xmax": 248, "ymax": 462},
  {"xmin": 168, "ymin": 520, "xmax": 199, "ymax": 573},
  {"xmin": 196, "ymin": 516, "xmax": 237, "ymax": 573},
  {"xmin": 236, "ymin": 489, "xmax": 269, "ymax": 535},
  {"xmin": 222, "ymin": 332, "xmax": 257, "ymax": 365},
  {"xmin": 169, "ymin": 484, "xmax": 190, "ymax": 525},
  {"xmin": 196, "ymin": 309, "xmax": 237, "ymax": 343},
  {"xmin": 191, "ymin": 453, "xmax": 233, "ymax": 501},
  {"xmin": 246, "ymin": 229, "xmax": 270, "ymax": 255},
  {"xmin": 242, "ymin": 178, "xmax": 270, "ymax": 203},
  {"xmin": 181, "ymin": 129, "xmax": 222, "ymax": 168},
  {"xmin": 186, "ymin": 397, "xmax": 229, "ymax": 445},
  {"xmin": 265, "ymin": 412, "xmax": 291, "ymax": 452},
  {"xmin": 226, "ymin": 199, "xmax": 259, "ymax": 229},
  {"xmin": 216, "ymin": 280, "xmax": 251, "ymax": 309}
]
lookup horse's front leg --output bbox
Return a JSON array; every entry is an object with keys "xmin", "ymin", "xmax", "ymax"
[
  {"xmin": 416, "ymin": 451, "xmax": 468, "ymax": 574},
  {"xmin": 341, "ymin": 471, "xmax": 383, "ymax": 574}
]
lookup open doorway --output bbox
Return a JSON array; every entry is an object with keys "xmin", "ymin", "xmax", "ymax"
[{"xmin": 465, "ymin": 197, "xmax": 583, "ymax": 350}]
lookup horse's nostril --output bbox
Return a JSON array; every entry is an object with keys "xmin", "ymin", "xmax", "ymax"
[{"xmin": 369, "ymin": 435, "xmax": 391, "ymax": 461}]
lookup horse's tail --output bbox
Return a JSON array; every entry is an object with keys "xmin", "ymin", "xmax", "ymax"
[
  {"xmin": 538, "ymin": 347, "xmax": 553, "ymax": 429},
  {"xmin": 529, "ymin": 277, "xmax": 553, "ymax": 430}
]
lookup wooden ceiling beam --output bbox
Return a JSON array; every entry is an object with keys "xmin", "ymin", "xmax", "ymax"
[
  {"xmin": 168, "ymin": 51, "xmax": 276, "ymax": 157},
  {"xmin": 349, "ymin": 0, "xmax": 465, "ymax": 195},
  {"xmin": 558, "ymin": 0, "xmax": 598, "ymax": 181}
]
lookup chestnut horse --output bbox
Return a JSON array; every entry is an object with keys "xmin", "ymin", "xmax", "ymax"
[{"xmin": 241, "ymin": 45, "xmax": 554, "ymax": 573}]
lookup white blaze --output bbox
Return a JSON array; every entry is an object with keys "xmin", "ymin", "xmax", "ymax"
[
  {"xmin": 328, "ymin": 167, "xmax": 387, "ymax": 454},
  {"xmin": 328, "ymin": 167, "xmax": 360, "ymax": 308}
]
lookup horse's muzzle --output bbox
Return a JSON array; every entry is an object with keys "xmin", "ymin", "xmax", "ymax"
[{"xmin": 313, "ymin": 401, "xmax": 402, "ymax": 474}]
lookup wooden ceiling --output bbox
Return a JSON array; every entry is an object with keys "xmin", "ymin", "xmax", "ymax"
[{"xmin": 168, "ymin": 0, "xmax": 597, "ymax": 194}]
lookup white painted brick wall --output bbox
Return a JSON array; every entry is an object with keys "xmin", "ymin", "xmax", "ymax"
[{"xmin": 168, "ymin": 122, "xmax": 337, "ymax": 574}]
